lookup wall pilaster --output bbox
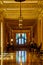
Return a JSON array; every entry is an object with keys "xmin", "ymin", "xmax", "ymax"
[
  {"xmin": 38, "ymin": 14, "xmax": 43, "ymax": 49},
  {"xmin": 0, "ymin": 11, "xmax": 4, "ymax": 65}
]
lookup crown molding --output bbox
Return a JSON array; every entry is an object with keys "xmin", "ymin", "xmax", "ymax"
[{"xmin": 0, "ymin": 1, "xmax": 38, "ymax": 4}]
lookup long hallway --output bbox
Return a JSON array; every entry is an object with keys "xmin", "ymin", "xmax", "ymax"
[{"xmin": 0, "ymin": 0, "xmax": 43, "ymax": 65}]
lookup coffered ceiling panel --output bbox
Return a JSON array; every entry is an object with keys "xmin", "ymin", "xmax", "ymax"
[
  {"xmin": 0, "ymin": 1, "xmax": 40, "ymax": 8},
  {"xmin": 0, "ymin": 0, "xmax": 43, "ymax": 19},
  {"xmin": 3, "ymin": 7, "xmax": 41, "ymax": 19},
  {"xmin": 5, "ymin": 19, "xmax": 37, "ymax": 30}
]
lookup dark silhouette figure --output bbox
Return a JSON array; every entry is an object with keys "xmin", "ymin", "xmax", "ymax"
[
  {"xmin": 6, "ymin": 42, "xmax": 10, "ymax": 52},
  {"xmin": 36, "ymin": 43, "xmax": 42, "ymax": 53},
  {"xmin": 6, "ymin": 42, "xmax": 14, "ymax": 52},
  {"xmin": 29, "ymin": 38, "xmax": 42, "ymax": 53},
  {"xmin": 10, "ymin": 42, "xmax": 14, "ymax": 51},
  {"xmin": 29, "ymin": 38, "xmax": 37, "ymax": 52}
]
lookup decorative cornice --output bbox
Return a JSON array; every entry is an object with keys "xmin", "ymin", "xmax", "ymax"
[{"xmin": 2, "ymin": 1, "xmax": 38, "ymax": 4}]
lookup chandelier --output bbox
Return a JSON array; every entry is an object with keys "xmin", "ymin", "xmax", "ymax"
[
  {"xmin": 15, "ymin": 0, "xmax": 25, "ymax": 2},
  {"xmin": 15, "ymin": 0, "xmax": 25, "ymax": 28}
]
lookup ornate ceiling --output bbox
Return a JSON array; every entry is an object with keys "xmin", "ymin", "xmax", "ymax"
[{"xmin": 0, "ymin": 0, "xmax": 43, "ymax": 19}]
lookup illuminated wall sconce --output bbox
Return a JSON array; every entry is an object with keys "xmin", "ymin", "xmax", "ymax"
[{"xmin": 11, "ymin": 38, "xmax": 13, "ymax": 42}]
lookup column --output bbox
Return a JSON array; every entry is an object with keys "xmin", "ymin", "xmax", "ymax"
[
  {"xmin": 40, "ymin": 17, "xmax": 42, "ymax": 49},
  {"xmin": 41, "ymin": 16, "xmax": 43, "ymax": 50},
  {"xmin": 37, "ymin": 18, "xmax": 41, "ymax": 45},
  {"xmin": 1, "ymin": 22, "xmax": 3, "ymax": 65},
  {"xmin": 38, "ymin": 16, "xmax": 43, "ymax": 48},
  {"xmin": 31, "ymin": 26, "xmax": 33, "ymax": 40}
]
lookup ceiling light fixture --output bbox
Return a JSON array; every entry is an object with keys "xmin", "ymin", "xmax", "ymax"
[{"xmin": 15, "ymin": 0, "xmax": 25, "ymax": 28}]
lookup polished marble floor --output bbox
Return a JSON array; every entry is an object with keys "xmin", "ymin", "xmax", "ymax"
[{"xmin": 1, "ymin": 52, "xmax": 42, "ymax": 65}]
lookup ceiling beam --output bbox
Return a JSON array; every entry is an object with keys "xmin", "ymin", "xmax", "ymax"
[{"xmin": 3, "ymin": 8, "xmax": 39, "ymax": 11}]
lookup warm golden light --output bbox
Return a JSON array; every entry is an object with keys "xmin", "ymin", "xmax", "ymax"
[{"xmin": 20, "ymin": 56, "xmax": 22, "ymax": 65}]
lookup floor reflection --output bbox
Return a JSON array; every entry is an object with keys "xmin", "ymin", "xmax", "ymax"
[{"xmin": 0, "ymin": 52, "xmax": 43, "ymax": 65}]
